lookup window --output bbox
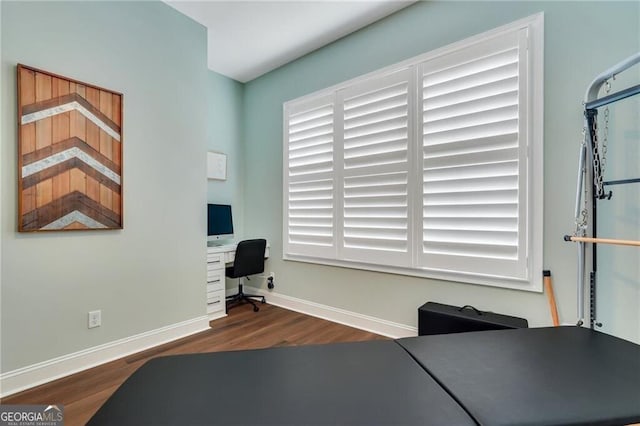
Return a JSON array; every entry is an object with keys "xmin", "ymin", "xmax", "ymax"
[{"xmin": 283, "ymin": 14, "xmax": 543, "ymax": 291}]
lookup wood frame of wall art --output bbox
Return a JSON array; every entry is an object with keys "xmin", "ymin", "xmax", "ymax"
[{"xmin": 17, "ymin": 64, "xmax": 123, "ymax": 232}]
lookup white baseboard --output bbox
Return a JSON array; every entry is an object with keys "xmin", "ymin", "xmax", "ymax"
[
  {"xmin": 242, "ymin": 285, "xmax": 418, "ymax": 339},
  {"xmin": 2, "ymin": 290, "xmax": 417, "ymax": 398},
  {"xmin": 0, "ymin": 315, "xmax": 210, "ymax": 398}
]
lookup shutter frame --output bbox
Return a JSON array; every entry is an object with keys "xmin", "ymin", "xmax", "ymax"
[
  {"xmin": 418, "ymin": 27, "xmax": 530, "ymax": 282},
  {"xmin": 284, "ymin": 94, "xmax": 337, "ymax": 259},
  {"xmin": 338, "ymin": 69, "xmax": 413, "ymax": 267}
]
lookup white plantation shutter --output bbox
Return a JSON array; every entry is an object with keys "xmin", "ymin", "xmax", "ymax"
[
  {"xmin": 419, "ymin": 29, "xmax": 529, "ymax": 280},
  {"xmin": 339, "ymin": 69, "xmax": 413, "ymax": 266},
  {"xmin": 283, "ymin": 15, "xmax": 542, "ymax": 290},
  {"xmin": 284, "ymin": 95, "xmax": 336, "ymax": 258}
]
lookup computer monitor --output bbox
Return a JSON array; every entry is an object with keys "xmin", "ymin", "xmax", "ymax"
[{"xmin": 207, "ymin": 204, "xmax": 234, "ymax": 242}]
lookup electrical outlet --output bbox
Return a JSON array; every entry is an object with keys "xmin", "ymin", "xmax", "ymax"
[
  {"xmin": 267, "ymin": 272, "xmax": 275, "ymax": 290},
  {"xmin": 88, "ymin": 310, "xmax": 102, "ymax": 329}
]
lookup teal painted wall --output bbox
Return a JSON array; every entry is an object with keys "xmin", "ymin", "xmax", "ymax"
[
  {"xmin": 1, "ymin": 1, "xmax": 209, "ymax": 372},
  {"xmin": 243, "ymin": 1, "xmax": 640, "ymax": 339},
  {"xmin": 207, "ymin": 71, "xmax": 245, "ymax": 239}
]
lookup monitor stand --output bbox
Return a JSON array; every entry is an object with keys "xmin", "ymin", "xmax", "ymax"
[{"xmin": 208, "ymin": 239, "xmax": 234, "ymax": 247}]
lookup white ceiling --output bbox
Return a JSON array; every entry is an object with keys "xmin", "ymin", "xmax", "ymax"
[{"xmin": 166, "ymin": 1, "xmax": 415, "ymax": 82}]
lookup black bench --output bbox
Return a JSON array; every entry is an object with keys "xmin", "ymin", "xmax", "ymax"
[{"xmin": 89, "ymin": 327, "xmax": 640, "ymax": 426}]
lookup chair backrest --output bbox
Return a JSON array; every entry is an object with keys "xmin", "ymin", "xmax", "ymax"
[{"xmin": 229, "ymin": 239, "xmax": 266, "ymax": 278}]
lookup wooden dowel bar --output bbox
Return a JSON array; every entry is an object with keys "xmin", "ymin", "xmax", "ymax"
[
  {"xmin": 543, "ymin": 270, "xmax": 560, "ymax": 327},
  {"xmin": 564, "ymin": 235, "xmax": 640, "ymax": 247}
]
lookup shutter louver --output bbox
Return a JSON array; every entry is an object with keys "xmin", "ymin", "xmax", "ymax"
[
  {"xmin": 420, "ymin": 30, "xmax": 528, "ymax": 279},
  {"xmin": 285, "ymin": 97, "xmax": 336, "ymax": 258},
  {"xmin": 340, "ymin": 70, "xmax": 412, "ymax": 266}
]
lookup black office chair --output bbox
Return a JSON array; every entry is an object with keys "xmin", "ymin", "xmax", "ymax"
[{"xmin": 225, "ymin": 239, "xmax": 267, "ymax": 312}]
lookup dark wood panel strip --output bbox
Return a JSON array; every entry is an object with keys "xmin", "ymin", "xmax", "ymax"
[
  {"xmin": 75, "ymin": 196, "xmax": 121, "ymax": 228},
  {"xmin": 21, "ymin": 191, "xmax": 80, "ymax": 230},
  {"xmin": 22, "ymin": 158, "xmax": 121, "ymax": 194},
  {"xmin": 23, "ymin": 136, "xmax": 121, "ymax": 174},
  {"xmin": 21, "ymin": 191, "xmax": 120, "ymax": 230},
  {"xmin": 21, "ymin": 93, "xmax": 75, "ymax": 116}
]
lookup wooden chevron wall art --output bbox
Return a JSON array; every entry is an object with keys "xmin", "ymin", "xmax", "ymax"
[{"xmin": 17, "ymin": 64, "xmax": 123, "ymax": 232}]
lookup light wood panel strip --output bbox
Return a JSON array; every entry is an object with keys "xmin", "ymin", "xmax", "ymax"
[
  {"xmin": 21, "ymin": 187, "xmax": 36, "ymax": 214},
  {"xmin": 112, "ymin": 94, "xmax": 121, "ymax": 127},
  {"xmin": 35, "ymin": 179, "xmax": 53, "ymax": 208},
  {"xmin": 34, "ymin": 73, "xmax": 52, "ymax": 152},
  {"xmin": 35, "ymin": 72, "xmax": 52, "ymax": 102},
  {"xmin": 35, "ymin": 118, "xmax": 52, "ymax": 151},
  {"xmin": 52, "ymin": 170, "xmax": 71, "ymax": 201},
  {"xmin": 99, "ymin": 183, "xmax": 112, "ymax": 211},
  {"xmin": 87, "ymin": 175, "xmax": 100, "ymax": 202},
  {"xmin": 112, "ymin": 192, "xmax": 121, "ymax": 216},
  {"xmin": 85, "ymin": 87, "xmax": 101, "ymax": 151},
  {"xmin": 19, "ymin": 67, "xmax": 36, "ymax": 105},
  {"xmin": 52, "ymin": 78, "xmax": 70, "ymax": 145},
  {"xmin": 21, "ymin": 124, "xmax": 36, "ymax": 156},
  {"xmin": 19, "ymin": 68, "xmax": 36, "ymax": 155},
  {"xmin": 69, "ymin": 168, "xmax": 86, "ymax": 194},
  {"xmin": 75, "ymin": 83, "xmax": 86, "ymax": 98},
  {"xmin": 65, "ymin": 222, "xmax": 88, "ymax": 230}
]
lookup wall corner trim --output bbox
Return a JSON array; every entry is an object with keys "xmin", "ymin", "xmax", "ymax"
[
  {"xmin": 0, "ymin": 316, "xmax": 210, "ymax": 398},
  {"xmin": 241, "ymin": 286, "xmax": 418, "ymax": 339}
]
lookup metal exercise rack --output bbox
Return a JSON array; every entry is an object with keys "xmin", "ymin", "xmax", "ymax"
[{"xmin": 564, "ymin": 52, "xmax": 640, "ymax": 329}]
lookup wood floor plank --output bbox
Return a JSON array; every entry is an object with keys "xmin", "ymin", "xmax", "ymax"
[{"xmin": 1, "ymin": 303, "xmax": 386, "ymax": 425}]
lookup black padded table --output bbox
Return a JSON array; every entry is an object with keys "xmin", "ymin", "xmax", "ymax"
[
  {"xmin": 398, "ymin": 326, "xmax": 640, "ymax": 426},
  {"xmin": 88, "ymin": 340, "xmax": 475, "ymax": 425},
  {"xmin": 90, "ymin": 327, "xmax": 640, "ymax": 425}
]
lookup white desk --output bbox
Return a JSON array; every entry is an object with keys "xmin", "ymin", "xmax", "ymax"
[{"xmin": 206, "ymin": 242, "xmax": 270, "ymax": 320}]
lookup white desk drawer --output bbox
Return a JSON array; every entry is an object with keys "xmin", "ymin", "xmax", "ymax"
[
  {"xmin": 207, "ymin": 268, "xmax": 224, "ymax": 283},
  {"xmin": 207, "ymin": 262, "xmax": 224, "ymax": 272},
  {"xmin": 207, "ymin": 281, "xmax": 224, "ymax": 293},
  {"xmin": 206, "ymin": 302, "xmax": 223, "ymax": 314},
  {"xmin": 206, "ymin": 252, "xmax": 225, "ymax": 268},
  {"xmin": 206, "ymin": 290, "xmax": 224, "ymax": 313}
]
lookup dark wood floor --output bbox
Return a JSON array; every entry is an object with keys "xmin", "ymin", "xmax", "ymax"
[{"xmin": 1, "ymin": 303, "xmax": 386, "ymax": 425}]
